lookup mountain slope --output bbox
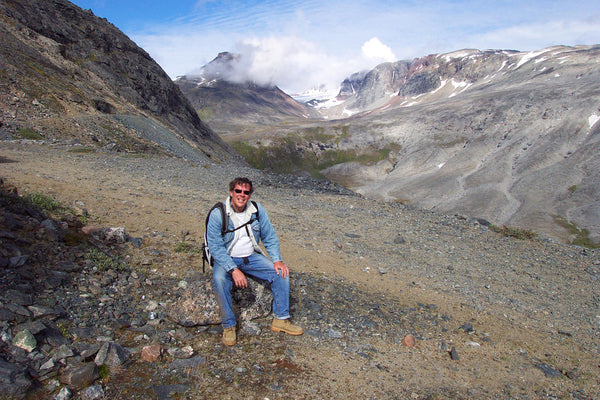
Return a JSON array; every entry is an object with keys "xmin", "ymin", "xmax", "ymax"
[
  {"xmin": 196, "ymin": 46, "xmax": 600, "ymax": 245},
  {"xmin": 0, "ymin": 0, "xmax": 239, "ymax": 163},
  {"xmin": 319, "ymin": 46, "xmax": 600, "ymax": 244},
  {"xmin": 176, "ymin": 52, "xmax": 320, "ymax": 138}
]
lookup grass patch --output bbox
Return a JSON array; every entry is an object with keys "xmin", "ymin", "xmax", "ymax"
[
  {"xmin": 98, "ymin": 364, "xmax": 111, "ymax": 380},
  {"xmin": 67, "ymin": 147, "xmax": 96, "ymax": 153},
  {"xmin": 86, "ymin": 248, "xmax": 128, "ymax": 271},
  {"xmin": 302, "ymin": 126, "xmax": 335, "ymax": 142},
  {"xmin": 24, "ymin": 192, "xmax": 66, "ymax": 213},
  {"xmin": 174, "ymin": 241, "xmax": 200, "ymax": 254},
  {"xmin": 19, "ymin": 127, "xmax": 43, "ymax": 140},
  {"xmin": 490, "ymin": 224, "xmax": 538, "ymax": 240},
  {"xmin": 232, "ymin": 138, "xmax": 399, "ymax": 179},
  {"xmin": 554, "ymin": 216, "xmax": 598, "ymax": 249}
]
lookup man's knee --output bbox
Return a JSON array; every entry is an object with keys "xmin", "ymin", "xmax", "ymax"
[
  {"xmin": 274, "ymin": 274, "xmax": 290, "ymax": 286},
  {"xmin": 212, "ymin": 269, "xmax": 230, "ymax": 289}
]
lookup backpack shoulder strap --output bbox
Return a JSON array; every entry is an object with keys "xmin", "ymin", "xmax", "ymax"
[
  {"xmin": 206, "ymin": 202, "xmax": 228, "ymax": 236},
  {"xmin": 251, "ymin": 201, "xmax": 259, "ymax": 222}
]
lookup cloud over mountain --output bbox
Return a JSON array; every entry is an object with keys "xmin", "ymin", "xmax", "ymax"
[{"xmin": 120, "ymin": 0, "xmax": 600, "ymax": 95}]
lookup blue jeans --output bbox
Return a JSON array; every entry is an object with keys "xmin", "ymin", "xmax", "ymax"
[{"xmin": 212, "ymin": 253, "xmax": 290, "ymax": 328}]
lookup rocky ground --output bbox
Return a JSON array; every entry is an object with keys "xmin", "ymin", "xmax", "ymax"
[{"xmin": 1, "ymin": 141, "xmax": 599, "ymax": 400}]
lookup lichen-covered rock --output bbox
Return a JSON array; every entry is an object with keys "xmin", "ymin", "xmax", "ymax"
[{"xmin": 168, "ymin": 277, "xmax": 273, "ymax": 327}]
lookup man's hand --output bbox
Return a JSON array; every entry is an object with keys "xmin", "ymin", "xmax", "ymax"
[
  {"xmin": 274, "ymin": 261, "xmax": 289, "ymax": 278},
  {"xmin": 231, "ymin": 268, "xmax": 248, "ymax": 288}
]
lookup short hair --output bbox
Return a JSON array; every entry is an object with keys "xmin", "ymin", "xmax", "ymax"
[{"xmin": 229, "ymin": 177, "xmax": 254, "ymax": 194}]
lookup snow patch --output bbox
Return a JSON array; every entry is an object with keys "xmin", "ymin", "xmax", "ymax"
[
  {"xmin": 589, "ymin": 113, "xmax": 600, "ymax": 131},
  {"xmin": 558, "ymin": 56, "xmax": 571, "ymax": 64},
  {"xmin": 431, "ymin": 79, "xmax": 448, "ymax": 95},
  {"xmin": 513, "ymin": 49, "xmax": 547, "ymax": 69},
  {"xmin": 312, "ymin": 97, "xmax": 346, "ymax": 110},
  {"xmin": 449, "ymin": 79, "xmax": 472, "ymax": 98},
  {"xmin": 497, "ymin": 60, "xmax": 508, "ymax": 72},
  {"xmin": 440, "ymin": 49, "xmax": 478, "ymax": 62}
]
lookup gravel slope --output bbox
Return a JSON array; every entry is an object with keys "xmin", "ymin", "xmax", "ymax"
[{"xmin": 2, "ymin": 141, "xmax": 599, "ymax": 399}]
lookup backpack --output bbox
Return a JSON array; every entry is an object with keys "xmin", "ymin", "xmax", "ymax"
[{"xmin": 201, "ymin": 200, "xmax": 259, "ymax": 272}]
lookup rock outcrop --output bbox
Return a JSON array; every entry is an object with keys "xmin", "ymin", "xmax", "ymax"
[{"xmin": 0, "ymin": 0, "xmax": 240, "ymax": 162}]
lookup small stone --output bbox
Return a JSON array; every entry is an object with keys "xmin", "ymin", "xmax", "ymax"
[
  {"xmin": 169, "ymin": 356, "xmax": 206, "ymax": 370},
  {"xmin": 45, "ymin": 379, "xmax": 60, "ymax": 393},
  {"xmin": 449, "ymin": 346, "xmax": 459, "ymax": 360},
  {"xmin": 53, "ymin": 386, "xmax": 72, "ymax": 400},
  {"xmin": 268, "ymin": 382, "xmax": 283, "ymax": 392},
  {"xmin": 402, "ymin": 334, "xmax": 415, "ymax": 348},
  {"xmin": 328, "ymin": 329, "xmax": 343, "ymax": 339},
  {"xmin": 167, "ymin": 346, "xmax": 194, "ymax": 359},
  {"xmin": 79, "ymin": 385, "xmax": 104, "ymax": 400},
  {"xmin": 145, "ymin": 300, "xmax": 159, "ymax": 311},
  {"xmin": 141, "ymin": 344, "xmax": 163, "ymax": 362},
  {"xmin": 393, "ymin": 236, "xmax": 406, "ymax": 244},
  {"xmin": 535, "ymin": 363, "xmax": 562, "ymax": 378},
  {"xmin": 40, "ymin": 358, "xmax": 56, "ymax": 370},
  {"xmin": 94, "ymin": 342, "xmax": 130, "ymax": 367},
  {"xmin": 54, "ymin": 344, "xmax": 75, "ymax": 360},
  {"xmin": 28, "ymin": 305, "xmax": 61, "ymax": 318},
  {"xmin": 242, "ymin": 320, "xmax": 261, "ymax": 336},
  {"xmin": 59, "ymin": 362, "xmax": 100, "ymax": 390},
  {"xmin": 13, "ymin": 329, "xmax": 36, "ymax": 352},
  {"xmin": 153, "ymin": 384, "xmax": 190, "ymax": 399}
]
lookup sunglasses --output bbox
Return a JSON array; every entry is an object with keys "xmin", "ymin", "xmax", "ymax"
[{"xmin": 234, "ymin": 189, "xmax": 251, "ymax": 195}]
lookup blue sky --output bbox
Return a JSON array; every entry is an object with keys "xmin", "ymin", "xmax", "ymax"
[{"xmin": 70, "ymin": 0, "xmax": 600, "ymax": 94}]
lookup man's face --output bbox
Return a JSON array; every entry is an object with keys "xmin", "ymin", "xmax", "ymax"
[{"xmin": 230, "ymin": 183, "xmax": 252, "ymax": 212}]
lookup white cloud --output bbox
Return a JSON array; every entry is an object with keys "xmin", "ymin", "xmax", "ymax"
[
  {"xmin": 469, "ymin": 18, "xmax": 600, "ymax": 51},
  {"xmin": 129, "ymin": 0, "xmax": 600, "ymax": 95},
  {"xmin": 361, "ymin": 37, "xmax": 396, "ymax": 62},
  {"xmin": 228, "ymin": 36, "xmax": 366, "ymax": 94}
]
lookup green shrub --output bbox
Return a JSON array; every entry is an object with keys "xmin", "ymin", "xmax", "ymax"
[
  {"xmin": 67, "ymin": 147, "xmax": 96, "ymax": 153},
  {"xmin": 231, "ymin": 139, "xmax": 399, "ymax": 179},
  {"xmin": 174, "ymin": 241, "xmax": 199, "ymax": 254},
  {"xmin": 554, "ymin": 216, "xmax": 599, "ymax": 249},
  {"xmin": 98, "ymin": 364, "xmax": 110, "ymax": 380},
  {"xmin": 24, "ymin": 192, "xmax": 65, "ymax": 213},
  {"xmin": 23, "ymin": 191, "xmax": 91, "ymax": 225},
  {"xmin": 490, "ymin": 224, "xmax": 538, "ymax": 240},
  {"xmin": 86, "ymin": 248, "xmax": 127, "ymax": 271},
  {"xmin": 19, "ymin": 127, "xmax": 43, "ymax": 140}
]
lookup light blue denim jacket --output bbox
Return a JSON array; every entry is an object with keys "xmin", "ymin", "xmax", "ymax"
[{"xmin": 206, "ymin": 199, "xmax": 282, "ymax": 272}]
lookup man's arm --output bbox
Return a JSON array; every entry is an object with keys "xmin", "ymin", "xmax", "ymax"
[
  {"xmin": 205, "ymin": 207, "xmax": 237, "ymax": 272},
  {"xmin": 256, "ymin": 203, "xmax": 282, "ymax": 262}
]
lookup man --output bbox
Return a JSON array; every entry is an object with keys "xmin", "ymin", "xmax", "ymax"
[{"xmin": 207, "ymin": 177, "xmax": 303, "ymax": 346}]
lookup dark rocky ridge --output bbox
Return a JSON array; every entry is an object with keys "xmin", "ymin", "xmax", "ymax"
[{"xmin": 0, "ymin": 0, "xmax": 239, "ymax": 163}]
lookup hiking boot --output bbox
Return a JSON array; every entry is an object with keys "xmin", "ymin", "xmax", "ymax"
[
  {"xmin": 222, "ymin": 327, "xmax": 236, "ymax": 346},
  {"xmin": 271, "ymin": 318, "xmax": 303, "ymax": 335}
]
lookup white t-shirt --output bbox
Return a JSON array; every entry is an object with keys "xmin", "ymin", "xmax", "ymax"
[{"xmin": 229, "ymin": 212, "xmax": 255, "ymax": 258}]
